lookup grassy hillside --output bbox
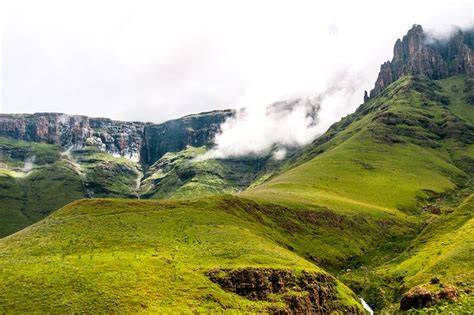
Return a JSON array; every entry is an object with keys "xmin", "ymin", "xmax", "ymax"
[
  {"xmin": 0, "ymin": 197, "xmax": 363, "ymax": 313},
  {"xmin": 0, "ymin": 75, "xmax": 473, "ymax": 313},
  {"xmin": 243, "ymin": 75, "xmax": 474, "ymax": 311},
  {"xmin": 381, "ymin": 191, "xmax": 473, "ymax": 285},
  {"xmin": 248, "ymin": 76, "xmax": 471, "ymax": 211},
  {"xmin": 0, "ymin": 138, "xmax": 85, "ymax": 237},
  {"xmin": 0, "ymin": 140, "xmax": 143, "ymax": 237},
  {"xmin": 140, "ymin": 146, "xmax": 276, "ymax": 199}
]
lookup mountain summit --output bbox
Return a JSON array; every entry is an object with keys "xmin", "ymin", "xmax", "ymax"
[{"xmin": 370, "ymin": 24, "xmax": 474, "ymax": 100}]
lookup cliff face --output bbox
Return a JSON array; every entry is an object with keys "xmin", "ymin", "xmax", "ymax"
[
  {"xmin": 0, "ymin": 113, "xmax": 145, "ymax": 161},
  {"xmin": 140, "ymin": 110, "xmax": 234, "ymax": 166},
  {"xmin": 0, "ymin": 110, "xmax": 234, "ymax": 165},
  {"xmin": 370, "ymin": 24, "xmax": 474, "ymax": 99}
]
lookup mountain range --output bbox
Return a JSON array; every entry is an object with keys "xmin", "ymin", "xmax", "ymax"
[{"xmin": 0, "ymin": 24, "xmax": 473, "ymax": 313}]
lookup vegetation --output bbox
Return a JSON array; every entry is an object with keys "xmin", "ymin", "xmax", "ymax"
[
  {"xmin": 243, "ymin": 75, "xmax": 474, "ymax": 312},
  {"xmin": 0, "ymin": 197, "xmax": 362, "ymax": 313},
  {"xmin": 73, "ymin": 146, "xmax": 143, "ymax": 198},
  {"xmin": 0, "ymin": 75, "xmax": 473, "ymax": 313},
  {"xmin": 0, "ymin": 141, "xmax": 144, "ymax": 237},
  {"xmin": 140, "ymin": 146, "xmax": 271, "ymax": 199},
  {"xmin": 0, "ymin": 138, "xmax": 84, "ymax": 237}
]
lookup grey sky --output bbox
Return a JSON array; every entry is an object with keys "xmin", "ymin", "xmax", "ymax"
[{"xmin": 1, "ymin": 0, "xmax": 473, "ymax": 124}]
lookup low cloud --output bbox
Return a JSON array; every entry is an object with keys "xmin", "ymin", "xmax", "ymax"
[
  {"xmin": 199, "ymin": 8, "xmax": 474, "ymax": 160},
  {"xmin": 202, "ymin": 98, "xmax": 320, "ymax": 159},
  {"xmin": 202, "ymin": 73, "xmax": 361, "ymax": 159}
]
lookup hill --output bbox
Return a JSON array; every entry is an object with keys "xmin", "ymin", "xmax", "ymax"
[
  {"xmin": 0, "ymin": 197, "xmax": 364, "ymax": 313},
  {"xmin": 0, "ymin": 110, "xmax": 279, "ymax": 237},
  {"xmin": 244, "ymin": 72, "xmax": 474, "ymax": 310}
]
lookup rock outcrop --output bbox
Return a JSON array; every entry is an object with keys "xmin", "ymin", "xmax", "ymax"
[
  {"xmin": 140, "ymin": 109, "xmax": 234, "ymax": 166},
  {"xmin": 207, "ymin": 268, "xmax": 364, "ymax": 314},
  {"xmin": 0, "ymin": 110, "xmax": 234, "ymax": 165},
  {"xmin": 0, "ymin": 113, "xmax": 145, "ymax": 161},
  {"xmin": 370, "ymin": 24, "xmax": 474, "ymax": 99},
  {"xmin": 400, "ymin": 285, "xmax": 459, "ymax": 311}
]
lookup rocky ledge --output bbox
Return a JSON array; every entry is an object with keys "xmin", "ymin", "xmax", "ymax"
[
  {"xmin": 0, "ymin": 110, "xmax": 234, "ymax": 165},
  {"xmin": 0, "ymin": 113, "xmax": 145, "ymax": 161},
  {"xmin": 207, "ymin": 267, "xmax": 364, "ymax": 314}
]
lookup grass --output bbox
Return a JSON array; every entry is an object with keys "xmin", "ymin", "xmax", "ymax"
[
  {"xmin": 0, "ymin": 197, "xmax": 362, "ymax": 313},
  {"xmin": 140, "ymin": 146, "xmax": 270, "ymax": 199},
  {"xmin": 243, "ymin": 75, "xmax": 474, "ymax": 312},
  {"xmin": 0, "ymin": 138, "xmax": 85, "ymax": 237},
  {"xmin": 0, "ymin": 75, "xmax": 473, "ymax": 313},
  {"xmin": 380, "ymin": 193, "xmax": 474, "ymax": 290},
  {"xmin": 437, "ymin": 74, "xmax": 474, "ymax": 123}
]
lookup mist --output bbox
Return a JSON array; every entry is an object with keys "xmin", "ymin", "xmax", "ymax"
[{"xmin": 203, "ymin": 76, "xmax": 359, "ymax": 159}]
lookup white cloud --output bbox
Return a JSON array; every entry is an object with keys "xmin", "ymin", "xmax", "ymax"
[
  {"xmin": 273, "ymin": 148, "xmax": 288, "ymax": 161},
  {"xmin": 203, "ymin": 98, "xmax": 320, "ymax": 159},
  {"xmin": 203, "ymin": 75, "xmax": 361, "ymax": 159}
]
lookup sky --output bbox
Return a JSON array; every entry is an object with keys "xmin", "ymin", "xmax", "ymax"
[{"xmin": 1, "ymin": 0, "xmax": 473, "ymax": 158}]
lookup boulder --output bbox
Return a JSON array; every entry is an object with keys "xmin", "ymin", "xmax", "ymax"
[
  {"xmin": 400, "ymin": 286, "xmax": 435, "ymax": 311},
  {"xmin": 400, "ymin": 285, "xmax": 460, "ymax": 311}
]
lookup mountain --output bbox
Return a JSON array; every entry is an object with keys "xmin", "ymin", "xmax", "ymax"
[
  {"xmin": 246, "ymin": 73, "xmax": 473, "ymax": 311},
  {"xmin": 0, "ymin": 110, "xmax": 233, "ymax": 163},
  {"xmin": 0, "ymin": 25, "xmax": 473, "ymax": 313},
  {"xmin": 0, "ymin": 110, "xmax": 279, "ymax": 237},
  {"xmin": 369, "ymin": 24, "xmax": 474, "ymax": 100},
  {"xmin": 243, "ymin": 25, "xmax": 474, "ymax": 311}
]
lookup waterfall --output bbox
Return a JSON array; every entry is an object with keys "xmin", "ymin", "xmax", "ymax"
[{"xmin": 360, "ymin": 298, "xmax": 374, "ymax": 315}]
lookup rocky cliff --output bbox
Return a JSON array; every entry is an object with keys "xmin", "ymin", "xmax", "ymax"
[
  {"xmin": 0, "ymin": 109, "xmax": 238, "ymax": 237},
  {"xmin": 0, "ymin": 113, "xmax": 145, "ymax": 161},
  {"xmin": 207, "ymin": 268, "xmax": 364, "ymax": 314},
  {"xmin": 0, "ymin": 110, "xmax": 234, "ymax": 165},
  {"xmin": 369, "ymin": 24, "xmax": 474, "ymax": 100},
  {"xmin": 140, "ymin": 109, "xmax": 234, "ymax": 166}
]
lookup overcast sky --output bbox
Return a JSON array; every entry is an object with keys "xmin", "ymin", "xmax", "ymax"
[{"xmin": 1, "ymin": 0, "xmax": 473, "ymax": 124}]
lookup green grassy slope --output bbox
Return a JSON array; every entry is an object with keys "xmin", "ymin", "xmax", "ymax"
[
  {"xmin": 1, "ymin": 75, "xmax": 472, "ymax": 313},
  {"xmin": 248, "ymin": 76, "xmax": 470, "ymax": 212},
  {"xmin": 140, "ymin": 146, "xmax": 272, "ymax": 199},
  {"xmin": 381, "ymin": 192, "xmax": 473, "ymax": 285},
  {"xmin": 0, "ymin": 141, "xmax": 143, "ymax": 237},
  {"xmin": 0, "ymin": 197, "xmax": 363, "ymax": 313},
  {"xmin": 242, "ymin": 75, "xmax": 474, "ymax": 310},
  {"xmin": 0, "ymin": 138, "xmax": 85, "ymax": 237}
]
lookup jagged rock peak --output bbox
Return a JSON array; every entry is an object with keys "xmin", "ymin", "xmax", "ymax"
[{"xmin": 369, "ymin": 24, "xmax": 474, "ymax": 99}]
